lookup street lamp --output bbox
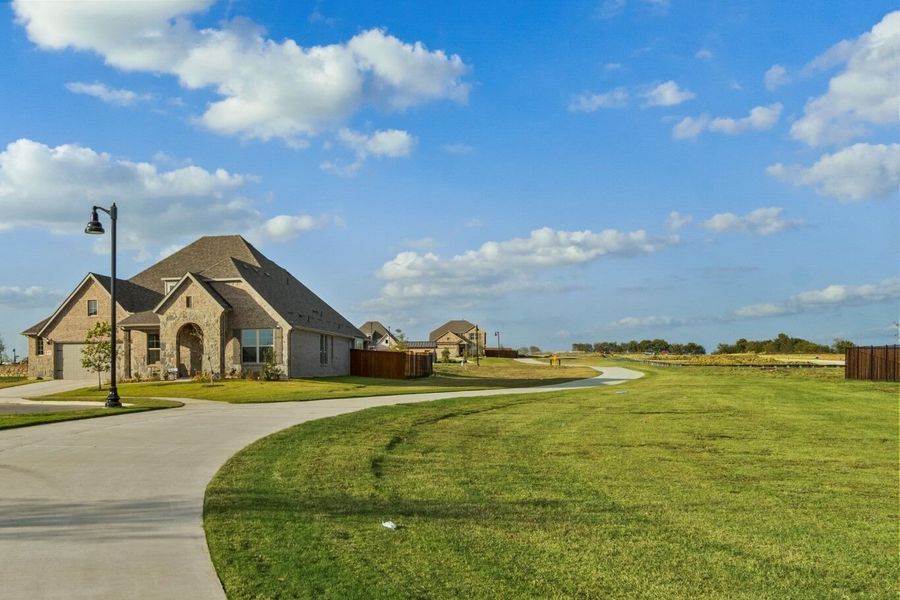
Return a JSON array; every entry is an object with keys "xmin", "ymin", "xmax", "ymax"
[
  {"xmin": 494, "ymin": 330, "xmax": 501, "ymax": 349},
  {"xmin": 85, "ymin": 203, "xmax": 121, "ymax": 408}
]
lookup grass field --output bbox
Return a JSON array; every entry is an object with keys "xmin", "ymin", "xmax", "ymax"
[
  {"xmin": 0, "ymin": 376, "xmax": 30, "ymax": 389},
  {"xmin": 608, "ymin": 353, "xmax": 843, "ymax": 366},
  {"xmin": 40, "ymin": 359, "xmax": 596, "ymax": 404},
  {"xmin": 0, "ymin": 398, "xmax": 183, "ymax": 430},
  {"xmin": 204, "ymin": 364, "xmax": 898, "ymax": 599}
]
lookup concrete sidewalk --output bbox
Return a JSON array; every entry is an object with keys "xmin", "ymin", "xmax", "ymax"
[{"xmin": 0, "ymin": 367, "xmax": 643, "ymax": 600}]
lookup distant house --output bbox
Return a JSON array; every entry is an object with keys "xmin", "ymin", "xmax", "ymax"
[
  {"xmin": 359, "ymin": 321, "xmax": 399, "ymax": 351},
  {"xmin": 429, "ymin": 320, "xmax": 487, "ymax": 359},
  {"xmin": 22, "ymin": 235, "xmax": 364, "ymax": 380}
]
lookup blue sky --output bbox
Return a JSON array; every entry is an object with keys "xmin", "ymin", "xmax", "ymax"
[{"xmin": 0, "ymin": 0, "xmax": 897, "ymax": 356}]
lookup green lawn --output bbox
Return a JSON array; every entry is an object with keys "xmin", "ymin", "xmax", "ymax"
[
  {"xmin": 0, "ymin": 376, "xmax": 29, "ymax": 389},
  {"xmin": 204, "ymin": 364, "xmax": 898, "ymax": 599},
  {"xmin": 0, "ymin": 398, "xmax": 183, "ymax": 430},
  {"xmin": 41, "ymin": 359, "xmax": 597, "ymax": 404}
]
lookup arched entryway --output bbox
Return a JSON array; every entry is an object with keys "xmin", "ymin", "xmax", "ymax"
[{"xmin": 176, "ymin": 323, "xmax": 204, "ymax": 378}]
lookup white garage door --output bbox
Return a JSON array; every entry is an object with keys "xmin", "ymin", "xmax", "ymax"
[{"xmin": 54, "ymin": 343, "xmax": 93, "ymax": 380}]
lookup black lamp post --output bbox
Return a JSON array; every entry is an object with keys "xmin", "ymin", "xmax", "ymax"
[
  {"xmin": 494, "ymin": 330, "xmax": 500, "ymax": 350},
  {"xmin": 85, "ymin": 203, "xmax": 121, "ymax": 408}
]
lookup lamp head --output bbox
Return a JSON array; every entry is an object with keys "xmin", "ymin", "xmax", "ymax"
[{"xmin": 85, "ymin": 209, "xmax": 105, "ymax": 235}]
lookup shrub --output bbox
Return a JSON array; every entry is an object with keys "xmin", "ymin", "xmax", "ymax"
[
  {"xmin": 263, "ymin": 351, "xmax": 284, "ymax": 381},
  {"xmin": 441, "ymin": 348, "xmax": 451, "ymax": 363}
]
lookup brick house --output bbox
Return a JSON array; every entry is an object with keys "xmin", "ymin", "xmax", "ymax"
[
  {"xmin": 21, "ymin": 235, "xmax": 364, "ymax": 380},
  {"xmin": 429, "ymin": 320, "xmax": 487, "ymax": 359}
]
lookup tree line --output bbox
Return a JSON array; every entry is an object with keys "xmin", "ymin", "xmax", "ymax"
[
  {"xmin": 571, "ymin": 340, "xmax": 706, "ymax": 354},
  {"xmin": 714, "ymin": 333, "xmax": 853, "ymax": 354},
  {"xmin": 572, "ymin": 333, "xmax": 856, "ymax": 355}
]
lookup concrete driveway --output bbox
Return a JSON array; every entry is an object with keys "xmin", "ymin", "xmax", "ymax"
[
  {"xmin": 0, "ymin": 367, "xmax": 643, "ymax": 600},
  {"xmin": 0, "ymin": 379, "xmax": 103, "ymax": 413}
]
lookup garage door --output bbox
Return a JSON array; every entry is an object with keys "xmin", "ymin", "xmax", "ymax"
[{"xmin": 54, "ymin": 343, "xmax": 93, "ymax": 380}]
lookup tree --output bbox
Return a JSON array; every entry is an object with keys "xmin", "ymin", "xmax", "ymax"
[
  {"xmin": 832, "ymin": 339, "xmax": 854, "ymax": 353},
  {"xmin": 528, "ymin": 345, "xmax": 541, "ymax": 355},
  {"xmin": 393, "ymin": 328, "xmax": 408, "ymax": 351},
  {"xmin": 81, "ymin": 322, "xmax": 118, "ymax": 390},
  {"xmin": 441, "ymin": 348, "xmax": 451, "ymax": 363},
  {"xmin": 0, "ymin": 333, "xmax": 6, "ymax": 363}
]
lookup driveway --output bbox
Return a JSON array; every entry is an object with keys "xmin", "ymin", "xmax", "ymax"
[
  {"xmin": 0, "ymin": 367, "xmax": 643, "ymax": 600},
  {"xmin": 0, "ymin": 379, "xmax": 103, "ymax": 412}
]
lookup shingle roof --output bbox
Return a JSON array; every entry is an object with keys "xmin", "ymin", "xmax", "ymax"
[
  {"xmin": 21, "ymin": 317, "xmax": 50, "ymax": 336},
  {"xmin": 119, "ymin": 311, "xmax": 160, "ymax": 327},
  {"xmin": 359, "ymin": 321, "xmax": 397, "ymax": 342},
  {"xmin": 406, "ymin": 341, "xmax": 437, "ymax": 349},
  {"xmin": 129, "ymin": 235, "xmax": 262, "ymax": 294},
  {"xmin": 25, "ymin": 235, "xmax": 363, "ymax": 340},
  {"xmin": 93, "ymin": 274, "xmax": 162, "ymax": 313},
  {"xmin": 429, "ymin": 319, "xmax": 478, "ymax": 341}
]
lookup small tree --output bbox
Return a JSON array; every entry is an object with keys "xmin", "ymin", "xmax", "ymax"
[
  {"xmin": 0, "ymin": 333, "xmax": 6, "ymax": 363},
  {"xmin": 82, "ymin": 322, "xmax": 118, "ymax": 390},
  {"xmin": 393, "ymin": 328, "xmax": 408, "ymax": 351},
  {"xmin": 262, "ymin": 348, "xmax": 284, "ymax": 381},
  {"xmin": 441, "ymin": 347, "xmax": 451, "ymax": 363}
]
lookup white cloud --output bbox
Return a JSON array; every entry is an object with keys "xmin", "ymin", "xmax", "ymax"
[
  {"xmin": 604, "ymin": 62, "xmax": 623, "ymax": 71},
  {"xmin": 767, "ymin": 143, "xmax": 900, "ymax": 201},
  {"xmin": 695, "ymin": 48, "xmax": 713, "ymax": 61},
  {"xmin": 665, "ymin": 211, "xmax": 693, "ymax": 231},
  {"xmin": 568, "ymin": 88, "xmax": 629, "ymax": 112},
  {"xmin": 763, "ymin": 64, "xmax": 790, "ymax": 91},
  {"xmin": 321, "ymin": 128, "xmax": 415, "ymax": 176},
  {"xmin": 790, "ymin": 11, "xmax": 900, "ymax": 146},
  {"xmin": 709, "ymin": 103, "xmax": 783, "ymax": 134},
  {"xmin": 252, "ymin": 215, "xmax": 333, "ymax": 242},
  {"xmin": 65, "ymin": 81, "xmax": 150, "ymax": 106},
  {"xmin": 368, "ymin": 226, "xmax": 678, "ymax": 308},
  {"xmin": 441, "ymin": 143, "xmax": 474, "ymax": 155},
  {"xmin": 735, "ymin": 277, "xmax": 900, "ymax": 318},
  {"xmin": 642, "ymin": 81, "xmax": 695, "ymax": 107},
  {"xmin": 0, "ymin": 138, "xmax": 332, "ymax": 257},
  {"xmin": 465, "ymin": 218, "xmax": 485, "ymax": 228},
  {"xmin": 12, "ymin": 1, "xmax": 469, "ymax": 145},
  {"xmin": 703, "ymin": 207, "xmax": 801, "ymax": 236},
  {"xmin": 672, "ymin": 116, "xmax": 709, "ymax": 140},
  {"xmin": 612, "ymin": 315, "xmax": 689, "ymax": 328},
  {"xmin": 673, "ymin": 103, "xmax": 782, "ymax": 139},
  {"xmin": 0, "ymin": 286, "xmax": 63, "ymax": 309}
]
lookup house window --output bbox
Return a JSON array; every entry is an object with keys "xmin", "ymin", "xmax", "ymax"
[
  {"xmin": 36, "ymin": 337, "xmax": 44, "ymax": 356},
  {"xmin": 241, "ymin": 329, "xmax": 274, "ymax": 363},
  {"xmin": 147, "ymin": 334, "xmax": 160, "ymax": 364},
  {"xmin": 185, "ymin": 296, "xmax": 193, "ymax": 308},
  {"xmin": 87, "ymin": 299, "xmax": 98, "ymax": 316},
  {"xmin": 469, "ymin": 333, "xmax": 475, "ymax": 340},
  {"xmin": 320, "ymin": 334, "xmax": 329, "ymax": 365}
]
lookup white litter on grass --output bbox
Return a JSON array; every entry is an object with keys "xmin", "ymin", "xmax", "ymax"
[
  {"xmin": 615, "ymin": 390, "xmax": 628, "ymax": 394},
  {"xmin": 382, "ymin": 521, "xmax": 398, "ymax": 530}
]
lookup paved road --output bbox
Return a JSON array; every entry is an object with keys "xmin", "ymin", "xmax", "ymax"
[{"xmin": 0, "ymin": 367, "xmax": 643, "ymax": 600}]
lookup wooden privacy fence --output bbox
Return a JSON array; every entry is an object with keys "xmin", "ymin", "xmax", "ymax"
[
  {"xmin": 845, "ymin": 345, "xmax": 899, "ymax": 381},
  {"xmin": 485, "ymin": 348, "xmax": 519, "ymax": 359},
  {"xmin": 350, "ymin": 349, "xmax": 433, "ymax": 379}
]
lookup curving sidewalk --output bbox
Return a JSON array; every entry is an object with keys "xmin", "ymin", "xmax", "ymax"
[{"xmin": 0, "ymin": 366, "xmax": 643, "ymax": 600}]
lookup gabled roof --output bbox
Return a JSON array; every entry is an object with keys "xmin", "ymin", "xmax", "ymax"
[
  {"xmin": 429, "ymin": 319, "xmax": 478, "ymax": 341},
  {"xmin": 119, "ymin": 311, "xmax": 160, "ymax": 328},
  {"xmin": 23, "ymin": 235, "xmax": 363, "ymax": 340},
  {"xmin": 359, "ymin": 321, "xmax": 398, "ymax": 343},
  {"xmin": 129, "ymin": 235, "xmax": 265, "ymax": 294},
  {"xmin": 152, "ymin": 272, "xmax": 231, "ymax": 313},
  {"xmin": 406, "ymin": 341, "xmax": 437, "ymax": 349},
  {"xmin": 32, "ymin": 273, "xmax": 160, "ymax": 338},
  {"xmin": 133, "ymin": 235, "xmax": 362, "ymax": 338}
]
